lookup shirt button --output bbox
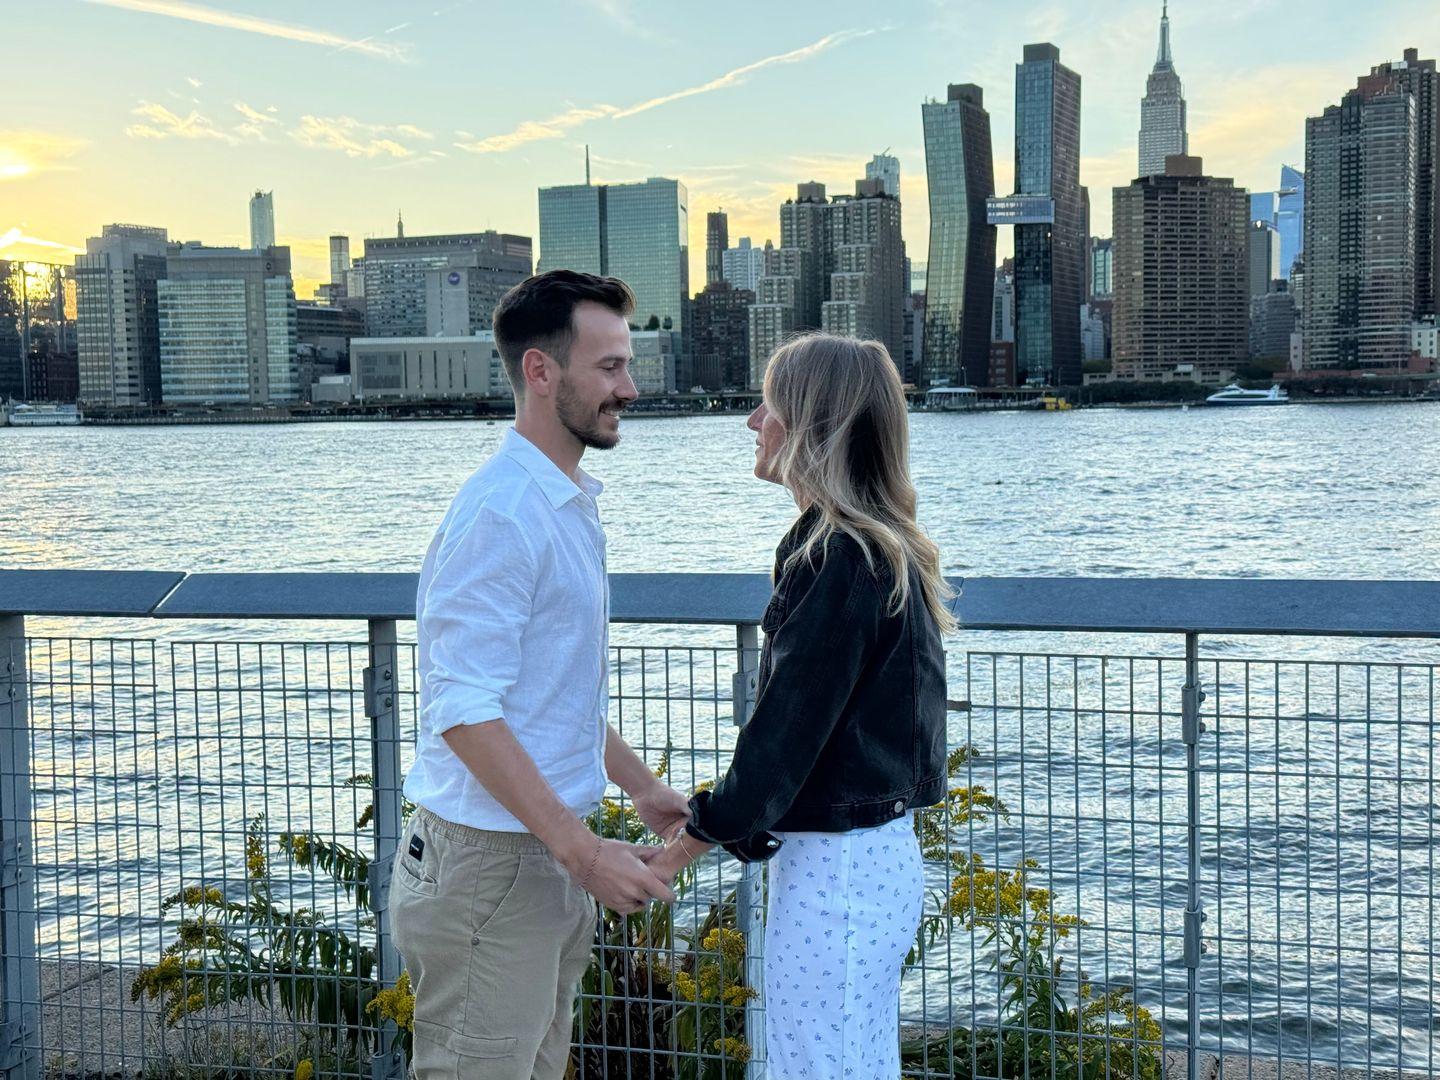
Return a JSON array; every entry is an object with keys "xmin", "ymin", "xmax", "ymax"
[{"xmin": 893, "ymin": 800, "xmax": 905, "ymax": 814}]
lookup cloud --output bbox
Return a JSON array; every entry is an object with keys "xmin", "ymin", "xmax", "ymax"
[
  {"xmin": 125, "ymin": 102, "xmax": 241, "ymax": 143},
  {"xmin": 82, "ymin": 0, "xmax": 412, "ymax": 62},
  {"xmin": 289, "ymin": 115, "xmax": 415, "ymax": 159},
  {"xmin": 232, "ymin": 101, "xmax": 280, "ymax": 139},
  {"xmin": 613, "ymin": 29, "xmax": 877, "ymax": 119},
  {"xmin": 454, "ymin": 105, "xmax": 619, "ymax": 154},
  {"xmin": 0, "ymin": 131, "xmax": 86, "ymax": 181},
  {"xmin": 394, "ymin": 124, "xmax": 434, "ymax": 140},
  {"xmin": 582, "ymin": 0, "xmax": 669, "ymax": 44},
  {"xmin": 0, "ymin": 227, "xmax": 85, "ymax": 256},
  {"xmin": 233, "ymin": 102, "xmax": 279, "ymax": 126},
  {"xmin": 185, "ymin": 76, "xmax": 203, "ymax": 88},
  {"xmin": 457, "ymin": 28, "xmax": 875, "ymax": 157}
]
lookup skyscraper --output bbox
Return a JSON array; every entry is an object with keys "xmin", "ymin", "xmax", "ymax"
[
  {"xmin": 722, "ymin": 237, "xmax": 766, "ymax": 292},
  {"xmin": 158, "ymin": 243, "xmax": 298, "ymax": 404},
  {"xmin": 538, "ymin": 177, "xmax": 689, "ymax": 344},
  {"xmin": 822, "ymin": 178, "xmax": 906, "ymax": 362},
  {"xmin": 866, "ymin": 153, "xmax": 901, "ymax": 198},
  {"xmin": 987, "ymin": 43, "xmax": 1084, "ymax": 386},
  {"xmin": 921, "ymin": 83, "xmax": 996, "ymax": 386},
  {"xmin": 1277, "ymin": 166, "xmax": 1305, "ymax": 279},
  {"xmin": 329, "ymin": 236, "xmax": 350, "ymax": 289},
  {"xmin": 705, "ymin": 211, "xmax": 728, "ymax": 287},
  {"xmin": 992, "ymin": 262, "xmax": 1015, "ymax": 344},
  {"xmin": 1247, "ymin": 221, "xmax": 1281, "ymax": 298},
  {"xmin": 74, "ymin": 224, "xmax": 169, "ymax": 406},
  {"xmin": 1250, "ymin": 167, "xmax": 1307, "ymax": 279},
  {"xmin": 748, "ymin": 178, "xmax": 906, "ymax": 379},
  {"xmin": 362, "ymin": 231, "xmax": 532, "ymax": 338},
  {"xmin": 691, "ymin": 282, "xmax": 752, "ymax": 391},
  {"xmin": 1090, "ymin": 238, "xmax": 1114, "ymax": 299},
  {"xmin": 1113, "ymin": 155, "xmax": 1248, "ymax": 382},
  {"xmin": 249, "ymin": 190, "xmax": 275, "ymax": 250},
  {"xmin": 1366, "ymin": 49, "xmax": 1438, "ymax": 318},
  {"xmin": 1303, "ymin": 55, "xmax": 1426, "ymax": 369},
  {"xmin": 1138, "ymin": 4, "xmax": 1188, "ymax": 176}
]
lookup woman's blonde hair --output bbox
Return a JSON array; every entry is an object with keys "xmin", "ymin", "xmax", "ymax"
[{"xmin": 764, "ymin": 333, "xmax": 956, "ymax": 634}]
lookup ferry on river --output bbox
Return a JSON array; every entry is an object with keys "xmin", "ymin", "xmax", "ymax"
[
  {"xmin": 4, "ymin": 402, "xmax": 83, "ymax": 426},
  {"xmin": 1204, "ymin": 383, "xmax": 1290, "ymax": 406}
]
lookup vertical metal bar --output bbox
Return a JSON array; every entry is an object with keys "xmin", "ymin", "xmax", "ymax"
[
  {"xmin": 732, "ymin": 623, "xmax": 764, "ymax": 1080},
  {"xmin": 1181, "ymin": 632, "xmax": 1204, "ymax": 1080},
  {"xmin": 0, "ymin": 617, "xmax": 39, "ymax": 1080},
  {"xmin": 365, "ymin": 618, "xmax": 406, "ymax": 1080}
]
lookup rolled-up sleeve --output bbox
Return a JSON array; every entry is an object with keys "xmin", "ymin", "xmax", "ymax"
[
  {"xmin": 687, "ymin": 552, "xmax": 880, "ymax": 860},
  {"xmin": 419, "ymin": 508, "xmax": 536, "ymax": 735}
]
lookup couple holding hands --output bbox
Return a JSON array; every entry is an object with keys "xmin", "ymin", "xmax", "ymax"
[{"xmin": 390, "ymin": 269, "xmax": 950, "ymax": 1079}]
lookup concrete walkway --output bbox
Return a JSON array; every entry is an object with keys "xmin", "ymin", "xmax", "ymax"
[{"xmin": 31, "ymin": 964, "xmax": 1438, "ymax": 1078}]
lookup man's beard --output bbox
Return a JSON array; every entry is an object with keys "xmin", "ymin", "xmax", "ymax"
[{"xmin": 556, "ymin": 375, "xmax": 624, "ymax": 450}]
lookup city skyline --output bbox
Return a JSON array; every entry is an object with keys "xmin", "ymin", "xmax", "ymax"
[{"xmin": 5, "ymin": 0, "xmax": 1439, "ymax": 299}]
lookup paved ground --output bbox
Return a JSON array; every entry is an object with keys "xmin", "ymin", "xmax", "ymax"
[
  {"xmin": 36, "ymin": 961, "xmax": 301, "ymax": 1078},
  {"xmin": 29, "ymin": 966, "xmax": 1440, "ymax": 1078}
]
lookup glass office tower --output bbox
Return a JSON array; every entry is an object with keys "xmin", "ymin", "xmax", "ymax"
[{"xmin": 998, "ymin": 43, "xmax": 1084, "ymax": 386}]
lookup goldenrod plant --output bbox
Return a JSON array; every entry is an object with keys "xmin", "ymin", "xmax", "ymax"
[{"xmin": 902, "ymin": 748, "xmax": 1163, "ymax": 1079}]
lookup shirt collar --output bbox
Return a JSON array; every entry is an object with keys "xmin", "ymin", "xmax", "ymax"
[{"xmin": 501, "ymin": 428, "xmax": 604, "ymax": 508}]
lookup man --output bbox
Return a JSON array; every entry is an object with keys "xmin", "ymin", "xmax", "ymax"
[{"xmin": 390, "ymin": 270, "xmax": 688, "ymax": 1078}]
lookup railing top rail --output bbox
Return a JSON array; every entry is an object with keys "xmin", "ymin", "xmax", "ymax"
[
  {"xmin": 3, "ymin": 570, "xmax": 1440, "ymax": 637},
  {"xmin": 0, "ymin": 570, "xmax": 186, "ymax": 617}
]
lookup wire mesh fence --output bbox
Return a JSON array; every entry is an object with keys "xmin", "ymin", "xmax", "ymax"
[{"xmin": 1, "ymin": 627, "xmax": 1437, "ymax": 1079}]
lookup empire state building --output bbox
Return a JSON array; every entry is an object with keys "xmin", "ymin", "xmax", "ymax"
[{"xmin": 1138, "ymin": 3, "xmax": 1188, "ymax": 175}]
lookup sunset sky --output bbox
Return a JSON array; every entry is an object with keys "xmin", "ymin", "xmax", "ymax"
[{"xmin": 4, "ymin": 0, "xmax": 1438, "ymax": 298}]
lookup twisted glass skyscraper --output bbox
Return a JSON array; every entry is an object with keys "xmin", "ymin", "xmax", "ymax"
[{"xmin": 921, "ymin": 83, "xmax": 996, "ymax": 387}]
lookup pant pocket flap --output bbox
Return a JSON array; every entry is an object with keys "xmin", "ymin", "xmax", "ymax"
[{"xmin": 447, "ymin": 1028, "xmax": 518, "ymax": 1059}]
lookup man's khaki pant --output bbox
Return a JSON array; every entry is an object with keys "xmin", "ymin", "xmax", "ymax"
[{"xmin": 389, "ymin": 806, "xmax": 596, "ymax": 1079}]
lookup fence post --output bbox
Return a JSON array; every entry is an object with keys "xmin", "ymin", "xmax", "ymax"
[
  {"xmin": 364, "ymin": 618, "xmax": 407, "ymax": 1080},
  {"xmin": 732, "ymin": 624, "xmax": 765, "ymax": 1079},
  {"xmin": 0, "ymin": 617, "xmax": 39, "ymax": 1080},
  {"xmin": 1181, "ymin": 632, "xmax": 1207, "ymax": 1080}
]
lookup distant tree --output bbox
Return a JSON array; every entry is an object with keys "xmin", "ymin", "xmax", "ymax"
[{"xmin": 645, "ymin": 314, "xmax": 661, "ymax": 331}]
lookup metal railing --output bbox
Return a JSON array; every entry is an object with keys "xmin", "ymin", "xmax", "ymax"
[{"xmin": 2, "ymin": 571, "xmax": 1439, "ymax": 1079}]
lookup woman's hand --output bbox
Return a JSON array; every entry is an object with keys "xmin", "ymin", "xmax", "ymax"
[{"xmin": 647, "ymin": 833, "xmax": 710, "ymax": 885}]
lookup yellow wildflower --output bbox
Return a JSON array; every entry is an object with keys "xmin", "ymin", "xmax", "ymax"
[
  {"xmin": 290, "ymin": 835, "xmax": 312, "ymax": 864},
  {"xmin": 245, "ymin": 834, "xmax": 267, "ymax": 879},
  {"xmin": 713, "ymin": 1036, "xmax": 752, "ymax": 1063},
  {"xmin": 669, "ymin": 970, "xmax": 698, "ymax": 1001},
  {"xmin": 294, "ymin": 1060, "xmax": 314, "ymax": 1080},
  {"xmin": 722, "ymin": 985, "xmax": 757, "ymax": 1007},
  {"xmin": 701, "ymin": 927, "xmax": 747, "ymax": 967},
  {"xmin": 366, "ymin": 971, "xmax": 415, "ymax": 1032}
]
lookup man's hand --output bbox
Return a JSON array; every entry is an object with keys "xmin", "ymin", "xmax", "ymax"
[
  {"xmin": 567, "ymin": 837, "xmax": 677, "ymax": 914},
  {"xmin": 645, "ymin": 838, "xmax": 695, "ymax": 887},
  {"xmin": 632, "ymin": 783, "xmax": 691, "ymax": 841}
]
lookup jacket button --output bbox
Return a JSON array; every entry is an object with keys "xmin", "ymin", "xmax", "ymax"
[{"xmin": 893, "ymin": 800, "xmax": 905, "ymax": 814}]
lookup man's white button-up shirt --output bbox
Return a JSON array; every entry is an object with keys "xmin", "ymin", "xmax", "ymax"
[{"xmin": 405, "ymin": 428, "xmax": 610, "ymax": 832}]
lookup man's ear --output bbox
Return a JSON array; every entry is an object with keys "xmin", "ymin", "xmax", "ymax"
[{"xmin": 521, "ymin": 347, "xmax": 554, "ymax": 398}]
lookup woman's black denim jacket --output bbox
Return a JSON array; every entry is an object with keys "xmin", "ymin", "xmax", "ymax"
[{"xmin": 685, "ymin": 509, "xmax": 948, "ymax": 862}]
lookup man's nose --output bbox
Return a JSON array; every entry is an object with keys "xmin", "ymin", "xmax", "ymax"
[{"xmin": 617, "ymin": 370, "xmax": 639, "ymax": 402}]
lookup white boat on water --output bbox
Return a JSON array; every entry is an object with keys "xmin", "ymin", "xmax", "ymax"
[
  {"xmin": 5, "ymin": 402, "xmax": 83, "ymax": 427},
  {"xmin": 1204, "ymin": 383, "xmax": 1289, "ymax": 406}
]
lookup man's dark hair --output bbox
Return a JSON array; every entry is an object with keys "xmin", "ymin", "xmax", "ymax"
[{"xmin": 491, "ymin": 270, "xmax": 635, "ymax": 396}]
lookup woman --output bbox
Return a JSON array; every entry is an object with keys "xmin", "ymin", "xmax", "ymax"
[{"xmin": 648, "ymin": 332, "xmax": 954, "ymax": 1078}]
